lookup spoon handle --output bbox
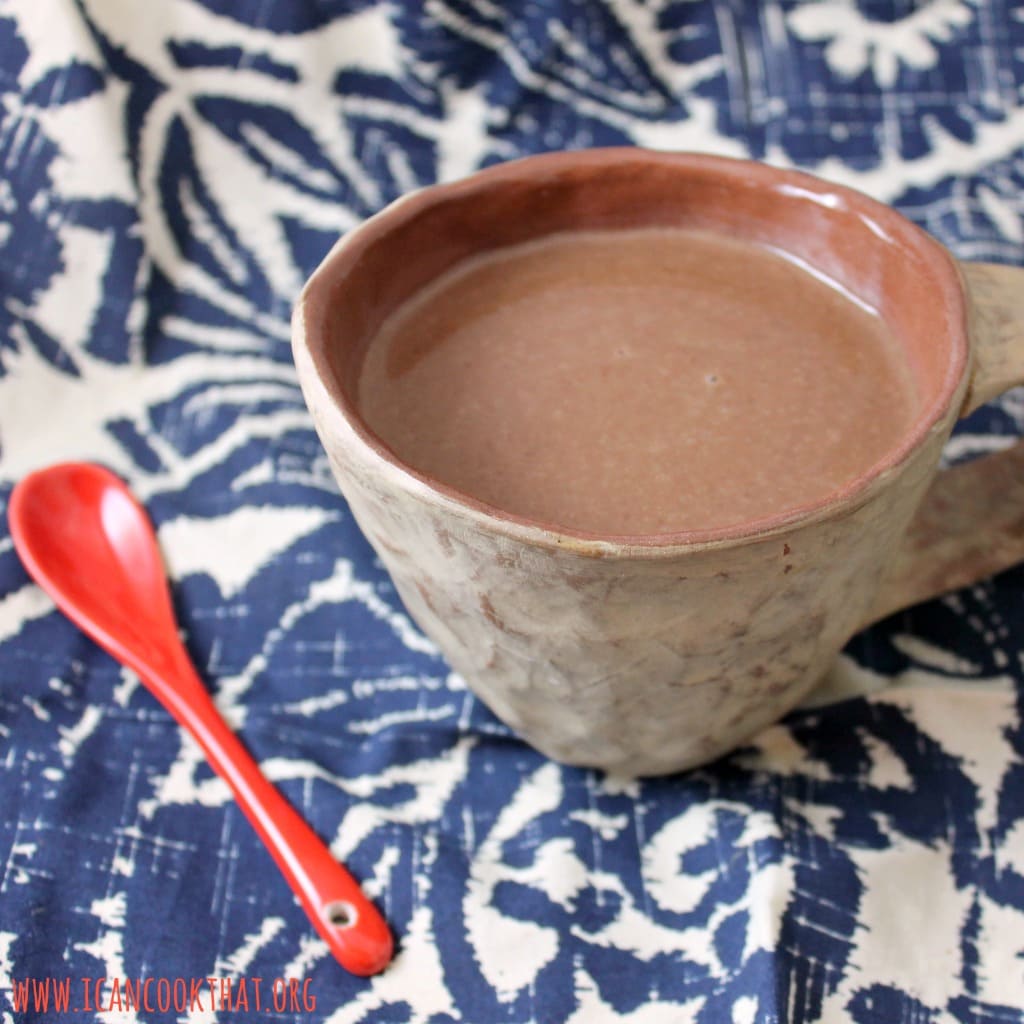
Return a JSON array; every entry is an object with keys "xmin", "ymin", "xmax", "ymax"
[{"xmin": 146, "ymin": 658, "xmax": 393, "ymax": 977}]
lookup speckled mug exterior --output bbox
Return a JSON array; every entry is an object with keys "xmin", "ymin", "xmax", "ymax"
[{"xmin": 292, "ymin": 150, "xmax": 975, "ymax": 776}]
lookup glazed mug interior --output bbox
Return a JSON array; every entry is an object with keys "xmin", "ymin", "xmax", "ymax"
[{"xmin": 303, "ymin": 150, "xmax": 966, "ymax": 546}]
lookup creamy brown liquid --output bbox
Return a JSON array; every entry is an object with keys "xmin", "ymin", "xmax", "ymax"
[{"xmin": 357, "ymin": 228, "xmax": 918, "ymax": 535}]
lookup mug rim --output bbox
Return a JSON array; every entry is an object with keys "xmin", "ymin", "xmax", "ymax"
[{"xmin": 292, "ymin": 148, "xmax": 970, "ymax": 556}]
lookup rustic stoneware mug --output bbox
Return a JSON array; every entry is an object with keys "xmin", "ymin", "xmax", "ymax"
[{"xmin": 292, "ymin": 149, "xmax": 1024, "ymax": 777}]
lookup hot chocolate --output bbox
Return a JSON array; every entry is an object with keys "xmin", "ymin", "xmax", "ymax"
[{"xmin": 357, "ymin": 227, "xmax": 917, "ymax": 535}]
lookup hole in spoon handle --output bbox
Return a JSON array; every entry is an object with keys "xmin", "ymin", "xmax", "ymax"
[
  {"xmin": 324, "ymin": 900, "xmax": 357, "ymax": 929},
  {"xmin": 317, "ymin": 893, "xmax": 393, "ymax": 977}
]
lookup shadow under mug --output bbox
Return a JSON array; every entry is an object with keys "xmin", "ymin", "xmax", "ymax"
[{"xmin": 292, "ymin": 149, "xmax": 1024, "ymax": 777}]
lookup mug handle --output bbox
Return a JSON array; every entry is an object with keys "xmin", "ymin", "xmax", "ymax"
[{"xmin": 867, "ymin": 261, "xmax": 1024, "ymax": 624}]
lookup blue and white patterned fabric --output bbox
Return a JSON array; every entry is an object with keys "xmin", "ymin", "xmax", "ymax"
[{"xmin": 2, "ymin": 2, "xmax": 1024, "ymax": 1021}]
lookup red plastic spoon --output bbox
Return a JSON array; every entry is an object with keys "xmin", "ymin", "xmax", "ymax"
[{"xmin": 9, "ymin": 462, "xmax": 393, "ymax": 977}]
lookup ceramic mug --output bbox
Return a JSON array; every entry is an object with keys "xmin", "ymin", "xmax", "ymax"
[{"xmin": 291, "ymin": 149, "xmax": 1024, "ymax": 777}]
